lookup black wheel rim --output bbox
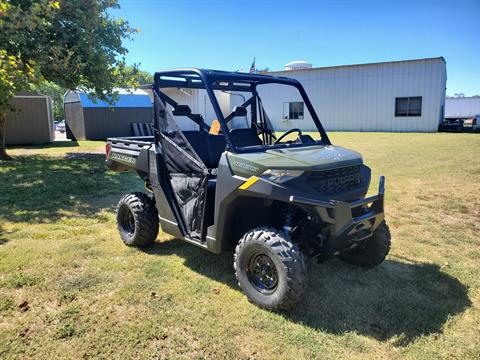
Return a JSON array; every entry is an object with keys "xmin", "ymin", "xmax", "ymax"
[
  {"xmin": 120, "ymin": 207, "xmax": 135, "ymax": 236},
  {"xmin": 247, "ymin": 253, "xmax": 278, "ymax": 294}
]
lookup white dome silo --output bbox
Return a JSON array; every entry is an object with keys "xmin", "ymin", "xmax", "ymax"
[{"xmin": 284, "ymin": 60, "xmax": 313, "ymax": 71}]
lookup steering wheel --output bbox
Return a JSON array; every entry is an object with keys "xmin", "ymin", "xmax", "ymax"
[{"xmin": 274, "ymin": 128, "xmax": 302, "ymax": 144}]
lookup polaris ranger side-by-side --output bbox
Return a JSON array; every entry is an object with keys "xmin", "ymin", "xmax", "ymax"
[{"xmin": 106, "ymin": 69, "xmax": 390, "ymax": 310}]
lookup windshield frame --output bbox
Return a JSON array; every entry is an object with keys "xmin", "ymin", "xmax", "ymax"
[{"xmin": 153, "ymin": 68, "xmax": 331, "ymax": 153}]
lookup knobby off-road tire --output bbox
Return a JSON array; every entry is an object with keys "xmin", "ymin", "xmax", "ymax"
[
  {"xmin": 234, "ymin": 227, "xmax": 307, "ymax": 311},
  {"xmin": 338, "ymin": 221, "xmax": 391, "ymax": 268},
  {"xmin": 116, "ymin": 192, "xmax": 159, "ymax": 247}
]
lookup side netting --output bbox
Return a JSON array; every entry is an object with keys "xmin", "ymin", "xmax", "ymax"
[{"xmin": 154, "ymin": 90, "xmax": 208, "ymax": 240}]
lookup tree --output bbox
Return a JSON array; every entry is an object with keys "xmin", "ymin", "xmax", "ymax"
[
  {"xmin": 0, "ymin": 50, "xmax": 35, "ymax": 159},
  {"xmin": 0, "ymin": 0, "xmax": 137, "ymax": 160},
  {"xmin": 30, "ymin": 81, "xmax": 66, "ymax": 121},
  {"xmin": 114, "ymin": 65, "xmax": 153, "ymax": 88}
]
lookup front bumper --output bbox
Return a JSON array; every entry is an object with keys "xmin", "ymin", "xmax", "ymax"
[{"xmin": 290, "ymin": 176, "xmax": 385, "ymax": 254}]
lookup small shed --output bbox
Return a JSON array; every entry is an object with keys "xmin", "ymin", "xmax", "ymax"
[
  {"xmin": 5, "ymin": 93, "xmax": 54, "ymax": 145},
  {"xmin": 64, "ymin": 89, "xmax": 153, "ymax": 140}
]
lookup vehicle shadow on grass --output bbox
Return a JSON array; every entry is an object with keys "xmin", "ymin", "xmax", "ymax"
[
  {"xmin": 144, "ymin": 238, "xmax": 471, "ymax": 346},
  {"xmin": 0, "ymin": 154, "xmax": 141, "ymax": 224}
]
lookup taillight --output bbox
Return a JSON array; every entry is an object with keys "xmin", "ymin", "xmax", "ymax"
[{"xmin": 105, "ymin": 143, "xmax": 111, "ymax": 160}]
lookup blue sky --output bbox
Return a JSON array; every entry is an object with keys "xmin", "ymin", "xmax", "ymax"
[{"xmin": 115, "ymin": 0, "xmax": 479, "ymax": 96}]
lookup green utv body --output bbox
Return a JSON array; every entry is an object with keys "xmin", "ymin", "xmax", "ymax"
[{"xmin": 106, "ymin": 69, "xmax": 390, "ymax": 310}]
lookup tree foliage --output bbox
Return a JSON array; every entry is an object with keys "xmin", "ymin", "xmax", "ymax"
[
  {"xmin": 0, "ymin": 0, "xmax": 138, "ymax": 159},
  {"xmin": 30, "ymin": 81, "xmax": 66, "ymax": 120},
  {"xmin": 114, "ymin": 65, "xmax": 153, "ymax": 88}
]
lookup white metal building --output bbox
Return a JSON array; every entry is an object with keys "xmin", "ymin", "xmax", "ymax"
[
  {"xmin": 264, "ymin": 57, "xmax": 447, "ymax": 132},
  {"xmin": 161, "ymin": 57, "xmax": 447, "ymax": 132}
]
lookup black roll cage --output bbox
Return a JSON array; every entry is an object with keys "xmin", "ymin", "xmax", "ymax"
[{"xmin": 152, "ymin": 68, "xmax": 331, "ymax": 153}]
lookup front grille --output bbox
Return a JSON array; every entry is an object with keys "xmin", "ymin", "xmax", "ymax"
[{"xmin": 307, "ymin": 165, "xmax": 362, "ymax": 195}]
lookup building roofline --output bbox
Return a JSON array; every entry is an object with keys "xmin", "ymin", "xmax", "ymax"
[
  {"xmin": 265, "ymin": 57, "xmax": 446, "ymax": 74},
  {"xmin": 14, "ymin": 91, "xmax": 49, "ymax": 98},
  {"xmin": 446, "ymin": 96, "xmax": 480, "ymax": 100}
]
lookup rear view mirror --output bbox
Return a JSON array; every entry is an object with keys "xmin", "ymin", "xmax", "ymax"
[{"xmin": 233, "ymin": 106, "xmax": 247, "ymax": 117}]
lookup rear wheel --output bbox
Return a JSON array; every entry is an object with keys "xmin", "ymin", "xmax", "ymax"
[
  {"xmin": 116, "ymin": 192, "xmax": 159, "ymax": 247},
  {"xmin": 338, "ymin": 221, "xmax": 391, "ymax": 268},
  {"xmin": 234, "ymin": 227, "xmax": 307, "ymax": 311}
]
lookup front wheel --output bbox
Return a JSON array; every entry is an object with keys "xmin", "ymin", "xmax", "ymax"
[
  {"xmin": 116, "ymin": 192, "xmax": 159, "ymax": 247},
  {"xmin": 234, "ymin": 227, "xmax": 307, "ymax": 311},
  {"xmin": 338, "ymin": 221, "xmax": 391, "ymax": 268}
]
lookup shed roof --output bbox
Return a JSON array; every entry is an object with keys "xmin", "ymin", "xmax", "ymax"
[
  {"xmin": 445, "ymin": 97, "xmax": 480, "ymax": 118},
  {"xmin": 64, "ymin": 89, "xmax": 152, "ymax": 108},
  {"xmin": 14, "ymin": 91, "xmax": 50, "ymax": 98},
  {"xmin": 78, "ymin": 93, "xmax": 152, "ymax": 108}
]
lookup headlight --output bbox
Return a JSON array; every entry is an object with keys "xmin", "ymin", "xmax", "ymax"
[{"xmin": 261, "ymin": 169, "xmax": 304, "ymax": 184}]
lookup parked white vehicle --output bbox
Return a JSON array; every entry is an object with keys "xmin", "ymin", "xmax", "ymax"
[{"xmin": 55, "ymin": 120, "xmax": 66, "ymax": 133}]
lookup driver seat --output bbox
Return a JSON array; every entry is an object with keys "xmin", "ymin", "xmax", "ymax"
[{"xmin": 230, "ymin": 128, "xmax": 262, "ymax": 148}]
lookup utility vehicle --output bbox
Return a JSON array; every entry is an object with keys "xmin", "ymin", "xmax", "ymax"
[{"xmin": 106, "ymin": 69, "xmax": 390, "ymax": 310}]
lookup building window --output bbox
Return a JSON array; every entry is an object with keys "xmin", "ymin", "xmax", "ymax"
[
  {"xmin": 285, "ymin": 101, "xmax": 304, "ymax": 120},
  {"xmin": 395, "ymin": 97, "xmax": 422, "ymax": 117}
]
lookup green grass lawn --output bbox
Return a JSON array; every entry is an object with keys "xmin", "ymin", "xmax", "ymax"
[{"xmin": 0, "ymin": 133, "xmax": 479, "ymax": 359}]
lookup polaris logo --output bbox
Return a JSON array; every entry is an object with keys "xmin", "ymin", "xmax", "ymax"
[
  {"xmin": 319, "ymin": 147, "xmax": 347, "ymax": 161},
  {"xmin": 110, "ymin": 152, "xmax": 136, "ymax": 165}
]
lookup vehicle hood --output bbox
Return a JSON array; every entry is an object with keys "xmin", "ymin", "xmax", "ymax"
[{"xmin": 228, "ymin": 145, "xmax": 363, "ymax": 177}]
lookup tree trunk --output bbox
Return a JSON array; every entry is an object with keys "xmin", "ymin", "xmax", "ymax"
[{"xmin": 0, "ymin": 112, "xmax": 12, "ymax": 160}]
